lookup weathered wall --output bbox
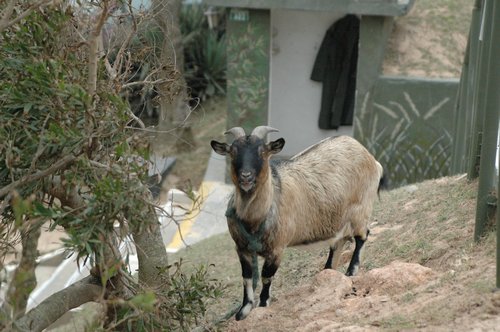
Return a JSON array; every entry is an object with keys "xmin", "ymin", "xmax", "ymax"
[
  {"xmin": 268, "ymin": 9, "xmax": 351, "ymax": 157},
  {"xmin": 223, "ymin": 6, "xmax": 457, "ymax": 187},
  {"xmin": 356, "ymin": 76, "xmax": 459, "ymax": 188}
]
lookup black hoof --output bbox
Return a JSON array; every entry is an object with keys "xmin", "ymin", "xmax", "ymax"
[{"xmin": 345, "ymin": 265, "xmax": 358, "ymax": 276}]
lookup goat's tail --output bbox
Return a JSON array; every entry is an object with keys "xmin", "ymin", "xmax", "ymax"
[
  {"xmin": 376, "ymin": 162, "xmax": 387, "ymax": 197},
  {"xmin": 377, "ymin": 175, "xmax": 387, "ymax": 196}
]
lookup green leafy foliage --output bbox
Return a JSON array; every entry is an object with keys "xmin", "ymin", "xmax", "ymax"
[
  {"xmin": 1, "ymin": 2, "xmax": 223, "ymax": 330},
  {"xmin": 112, "ymin": 262, "xmax": 222, "ymax": 331},
  {"xmin": 0, "ymin": 3, "xmax": 151, "ymax": 274},
  {"xmin": 0, "ymin": 9, "xmax": 85, "ymax": 189},
  {"xmin": 181, "ymin": 4, "xmax": 227, "ymax": 102},
  {"xmin": 129, "ymin": 291, "xmax": 158, "ymax": 313},
  {"xmin": 115, "ymin": 3, "xmax": 227, "ymax": 124}
]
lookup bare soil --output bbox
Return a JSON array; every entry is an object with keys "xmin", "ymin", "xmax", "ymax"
[
  {"xmin": 383, "ymin": 0, "xmax": 473, "ymax": 78},
  {"xmin": 173, "ymin": 175, "xmax": 499, "ymax": 331}
]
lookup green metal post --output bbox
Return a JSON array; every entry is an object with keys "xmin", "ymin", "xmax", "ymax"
[
  {"xmin": 497, "ymin": 139, "xmax": 500, "ymax": 288},
  {"xmin": 452, "ymin": 0, "xmax": 482, "ymax": 174},
  {"xmin": 474, "ymin": 0, "xmax": 500, "ymax": 242},
  {"xmin": 451, "ymin": 26, "xmax": 470, "ymax": 173},
  {"xmin": 467, "ymin": 0, "xmax": 492, "ymax": 180}
]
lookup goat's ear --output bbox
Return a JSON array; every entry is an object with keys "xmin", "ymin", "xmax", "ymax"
[
  {"xmin": 211, "ymin": 140, "xmax": 230, "ymax": 156},
  {"xmin": 267, "ymin": 138, "xmax": 285, "ymax": 155}
]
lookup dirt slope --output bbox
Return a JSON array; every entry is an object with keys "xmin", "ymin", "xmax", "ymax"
[
  {"xmin": 220, "ymin": 175, "xmax": 499, "ymax": 331},
  {"xmin": 172, "ymin": 175, "xmax": 499, "ymax": 331}
]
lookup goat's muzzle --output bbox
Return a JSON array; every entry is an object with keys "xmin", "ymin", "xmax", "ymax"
[{"xmin": 238, "ymin": 171, "xmax": 256, "ymax": 193}]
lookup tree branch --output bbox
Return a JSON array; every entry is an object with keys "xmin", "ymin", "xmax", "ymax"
[
  {"xmin": 29, "ymin": 113, "xmax": 51, "ymax": 172},
  {"xmin": 1, "ymin": 219, "xmax": 43, "ymax": 320},
  {"xmin": 111, "ymin": 0, "xmax": 138, "ymax": 76},
  {"xmin": 0, "ymin": 0, "xmax": 52, "ymax": 33},
  {"xmin": 121, "ymin": 78, "xmax": 173, "ymax": 89},
  {"xmin": 0, "ymin": 1, "xmax": 16, "ymax": 32},
  {"xmin": 131, "ymin": 211, "xmax": 169, "ymax": 288},
  {"xmin": 87, "ymin": 1, "xmax": 111, "ymax": 97},
  {"xmin": 0, "ymin": 155, "xmax": 78, "ymax": 199},
  {"xmin": 126, "ymin": 109, "xmax": 146, "ymax": 129},
  {"xmin": 13, "ymin": 275, "xmax": 103, "ymax": 332},
  {"xmin": 44, "ymin": 176, "xmax": 86, "ymax": 212}
]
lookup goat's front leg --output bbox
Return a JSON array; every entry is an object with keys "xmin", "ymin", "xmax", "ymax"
[
  {"xmin": 236, "ymin": 251, "xmax": 254, "ymax": 321},
  {"xmin": 259, "ymin": 252, "xmax": 282, "ymax": 307}
]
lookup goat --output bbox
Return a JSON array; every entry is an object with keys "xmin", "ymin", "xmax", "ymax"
[{"xmin": 210, "ymin": 126, "xmax": 383, "ymax": 320}]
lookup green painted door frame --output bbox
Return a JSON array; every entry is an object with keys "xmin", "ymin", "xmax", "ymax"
[{"xmin": 226, "ymin": 8, "xmax": 270, "ymax": 134}]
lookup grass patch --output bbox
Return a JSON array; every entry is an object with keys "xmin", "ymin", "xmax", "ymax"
[
  {"xmin": 379, "ymin": 314, "xmax": 417, "ymax": 330},
  {"xmin": 400, "ymin": 291, "xmax": 416, "ymax": 304},
  {"xmin": 366, "ymin": 176, "xmax": 478, "ymax": 272}
]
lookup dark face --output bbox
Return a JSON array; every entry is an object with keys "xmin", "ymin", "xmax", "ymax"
[
  {"xmin": 211, "ymin": 136, "xmax": 285, "ymax": 193},
  {"xmin": 230, "ymin": 136, "xmax": 264, "ymax": 193}
]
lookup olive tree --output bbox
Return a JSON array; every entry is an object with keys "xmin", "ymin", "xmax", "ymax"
[{"xmin": 0, "ymin": 1, "xmax": 217, "ymax": 331}]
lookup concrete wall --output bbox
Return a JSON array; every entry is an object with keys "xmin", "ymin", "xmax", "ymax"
[{"xmin": 268, "ymin": 9, "xmax": 352, "ymax": 157}]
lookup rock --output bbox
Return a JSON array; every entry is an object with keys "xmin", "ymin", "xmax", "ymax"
[{"xmin": 355, "ymin": 261, "xmax": 435, "ymax": 295}]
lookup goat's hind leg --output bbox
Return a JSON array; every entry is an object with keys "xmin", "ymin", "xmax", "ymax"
[
  {"xmin": 346, "ymin": 230, "xmax": 370, "ymax": 276},
  {"xmin": 259, "ymin": 253, "xmax": 282, "ymax": 307},
  {"xmin": 324, "ymin": 237, "xmax": 347, "ymax": 270}
]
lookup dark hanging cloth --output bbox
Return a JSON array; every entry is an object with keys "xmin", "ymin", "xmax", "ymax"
[{"xmin": 311, "ymin": 15, "xmax": 360, "ymax": 130}]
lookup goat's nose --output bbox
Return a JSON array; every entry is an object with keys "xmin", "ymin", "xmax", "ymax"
[{"xmin": 241, "ymin": 171, "xmax": 252, "ymax": 180}]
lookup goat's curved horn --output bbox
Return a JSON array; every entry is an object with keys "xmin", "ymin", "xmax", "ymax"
[
  {"xmin": 224, "ymin": 127, "xmax": 246, "ymax": 139},
  {"xmin": 251, "ymin": 126, "xmax": 279, "ymax": 139}
]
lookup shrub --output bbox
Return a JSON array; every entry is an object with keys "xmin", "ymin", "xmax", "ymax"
[
  {"xmin": 0, "ymin": 3, "xmax": 222, "ymax": 330},
  {"xmin": 181, "ymin": 4, "xmax": 227, "ymax": 102}
]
